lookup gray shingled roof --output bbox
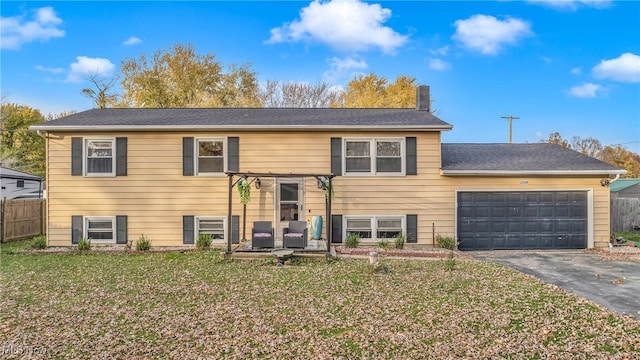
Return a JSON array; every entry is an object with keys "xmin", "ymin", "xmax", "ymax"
[
  {"xmin": 441, "ymin": 143, "xmax": 626, "ymax": 175},
  {"xmin": 0, "ymin": 166, "xmax": 43, "ymax": 180},
  {"xmin": 30, "ymin": 108, "xmax": 452, "ymax": 131}
]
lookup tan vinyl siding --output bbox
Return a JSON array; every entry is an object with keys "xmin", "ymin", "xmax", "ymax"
[{"xmin": 45, "ymin": 131, "xmax": 611, "ymax": 248}]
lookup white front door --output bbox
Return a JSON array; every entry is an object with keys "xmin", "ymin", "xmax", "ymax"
[{"xmin": 276, "ymin": 178, "xmax": 304, "ymax": 239}]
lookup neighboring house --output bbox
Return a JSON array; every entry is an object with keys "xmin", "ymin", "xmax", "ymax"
[
  {"xmin": 0, "ymin": 166, "xmax": 44, "ymax": 200},
  {"xmin": 610, "ymin": 179, "xmax": 640, "ymax": 199},
  {"xmin": 610, "ymin": 179, "xmax": 640, "ymax": 233},
  {"xmin": 30, "ymin": 86, "xmax": 625, "ymax": 250}
]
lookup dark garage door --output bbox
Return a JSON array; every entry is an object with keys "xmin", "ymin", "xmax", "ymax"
[{"xmin": 457, "ymin": 191, "xmax": 587, "ymax": 251}]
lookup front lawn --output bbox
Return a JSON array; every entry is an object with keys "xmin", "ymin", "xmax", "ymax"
[{"xmin": 1, "ymin": 242, "xmax": 638, "ymax": 359}]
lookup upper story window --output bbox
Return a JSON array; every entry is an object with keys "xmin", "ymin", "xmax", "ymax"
[
  {"xmin": 85, "ymin": 139, "xmax": 115, "ymax": 176},
  {"xmin": 197, "ymin": 138, "xmax": 225, "ymax": 175},
  {"xmin": 344, "ymin": 138, "xmax": 404, "ymax": 175}
]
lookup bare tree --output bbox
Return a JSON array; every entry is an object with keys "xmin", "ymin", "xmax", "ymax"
[
  {"xmin": 82, "ymin": 73, "xmax": 119, "ymax": 108},
  {"xmin": 258, "ymin": 80, "xmax": 343, "ymax": 108}
]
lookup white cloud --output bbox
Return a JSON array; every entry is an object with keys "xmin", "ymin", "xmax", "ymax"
[
  {"xmin": 526, "ymin": 0, "xmax": 612, "ymax": 11},
  {"xmin": 123, "ymin": 36, "xmax": 142, "ymax": 46},
  {"xmin": 35, "ymin": 65, "xmax": 64, "ymax": 74},
  {"xmin": 66, "ymin": 56, "xmax": 115, "ymax": 83},
  {"xmin": 429, "ymin": 45, "xmax": 449, "ymax": 57},
  {"xmin": 429, "ymin": 58, "xmax": 451, "ymax": 71},
  {"xmin": 267, "ymin": 0, "xmax": 408, "ymax": 54},
  {"xmin": 592, "ymin": 53, "xmax": 640, "ymax": 83},
  {"xmin": 322, "ymin": 55, "xmax": 368, "ymax": 83},
  {"xmin": 569, "ymin": 82, "xmax": 602, "ymax": 98},
  {"xmin": 0, "ymin": 6, "xmax": 65, "ymax": 50},
  {"xmin": 571, "ymin": 67, "xmax": 582, "ymax": 75},
  {"xmin": 452, "ymin": 14, "xmax": 532, "ymax": 55}
]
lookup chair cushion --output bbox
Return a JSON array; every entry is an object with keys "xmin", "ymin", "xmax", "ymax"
[
  {"xmin": 284, "ymin": 233, "xmax": 304, "ymax": 238},
  {"xmin": 254, "ymin": 232, "xmax": 272, "ymax": 238}
]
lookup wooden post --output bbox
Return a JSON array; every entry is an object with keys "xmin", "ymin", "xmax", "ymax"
[{"xmin": 227, "ymin": 175, "xmax": 233, "ymax": 253}]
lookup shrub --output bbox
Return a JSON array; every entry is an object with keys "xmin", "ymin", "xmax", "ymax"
[
  {"xmin": 135, "ymin": 234, "xmax": 151, "ymax": 251},
  {"xmin": 196, "ymin": 234, "xmax": 212, "ymax": 250},
  {"xmin": 344, "ymin": 233, "xmax": 360, "ymax": 248},
  {"xmin": 377, "ymin": 239, "xmax": 390, "ymax": 250},
  {"xmin": 77, "ymin": 237, "xmax": 91, "ymax": 251},
  {"xmin": 437, "ymin": 235, "xmax": 458, "ymax": 250},
  {"xmin": 31, "ymin": 235, "xmax": 47, "ymax": 249},
  {"xmin": 394, "ymin": 233, "xmax": 405, "ymax": 249}
]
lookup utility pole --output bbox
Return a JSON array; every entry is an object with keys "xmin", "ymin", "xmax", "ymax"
[{"xmin": 500, "ymin": 115, "xmax": 520, "ymax": 143}]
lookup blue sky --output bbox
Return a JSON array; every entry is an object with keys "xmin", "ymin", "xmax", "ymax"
[{"xmin": 1, "ymin": 0, "xmax": 639, "ymax": 152}]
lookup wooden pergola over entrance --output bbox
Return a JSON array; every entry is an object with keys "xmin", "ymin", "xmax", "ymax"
[{"xmin": 225, "ymin": 171, "xmax": 336, "ymax": 254}]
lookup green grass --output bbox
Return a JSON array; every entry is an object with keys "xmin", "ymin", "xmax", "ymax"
[
  {"xmin": 616, "ymin": 232, "xmax": 640, "ymax": 246},
  {"xmin": 1, "ymin": 241, "xmax": 638, "ymax": 358}
]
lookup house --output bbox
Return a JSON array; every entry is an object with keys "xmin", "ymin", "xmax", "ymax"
[
  {"xmin": 0, "ymin": 166, "xmax": 44, "ymax": 200},
  {"xmin": 30, "ymin": 86, "xmax": 625, "ymax": 251}
]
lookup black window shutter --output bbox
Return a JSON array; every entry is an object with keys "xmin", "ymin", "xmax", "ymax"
[
  {"xmin": 331, "ymin": 214, "xmax": 343, "ymax": 243},
  {"xmin": 71, "ymin": 215, "xmax": 83, "ymax": 244},
  {"xmin": 71, "ymin": 137, "xmax": 83, "ymax": 176},
  {"xmin": 116, "ymin": 215, "xmax": 127, "ymax": 244},
  {"xmin": 231, "ymin": 215, "xmax": 240, "ymax": 244},
  {"xmin": 183, "ymin": 215, "xmax": 194, "ymax": 244},
  {"xmin": 228, "ymin": 137, "xmax": 239, "ymax": 172},
  {"xmin": 116, "ymin": 137, "xmax": 127, "ymax": 176},
  {"xmin": 331, "ymin": 138, "xmax": 342, "ymax": 175},
  {"xmin": 406, "ymin": 137, "xmax": 417, "ymax": 175},
  {"xmin": 183, "ymin": 137, "xmax": 194, "ymax": 176},
  {"xmin": 407, "ymin": 214, "xmax": 418, "ymax": 243}
]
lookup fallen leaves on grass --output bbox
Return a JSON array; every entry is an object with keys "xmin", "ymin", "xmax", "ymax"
[{"xmin": 1, "ymin": 252, "xmax": 638, "ymax": 359}]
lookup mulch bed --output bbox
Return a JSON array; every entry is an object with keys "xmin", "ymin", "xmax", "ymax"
[{"xmin": 334, "ymin": 246, "xmax": 470, "ymax": 259}]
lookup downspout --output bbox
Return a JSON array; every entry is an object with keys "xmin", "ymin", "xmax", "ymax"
[{"xmin": 609, "ymin": 174, "xmax": 621, "ymax": 184}]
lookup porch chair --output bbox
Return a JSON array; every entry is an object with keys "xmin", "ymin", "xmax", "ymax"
[
  {"xmin": 283, "ymin": 221, "xmax": 308, "ymax": 249},
  {"xmin": 252, "ymin": 221, "xmax": 274, "ymax": 249}
]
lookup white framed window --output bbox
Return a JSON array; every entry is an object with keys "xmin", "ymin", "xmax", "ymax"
[
  {"xmin": 344, "ymin": 138, "xmax": 404, "ymax": 175},
  {"xmin": 84, "ymin": 216, "xmax": 115, "ymax": 243},
  {"xmin": 344, "ymin": 215, "xmax": 405, "ymax": 242},
  {"xmin": 376, "ymin": 217, "xmax": 403, "ymax": 240},
  {"xmin": 85, "ymin": 139, "xmax": 115, "ymax": 176},
  {"xmin": 196, "ymin": 217, "xmax": 227, "ymax": 241},
  {"xmin": 196, "ymin": 138, "xmax": 225, "ymax": 175}
]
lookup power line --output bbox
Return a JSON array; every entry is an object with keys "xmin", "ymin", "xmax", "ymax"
[{"xmin": 500, "ymin": 115, "xmax": 520, "ymax": 143}]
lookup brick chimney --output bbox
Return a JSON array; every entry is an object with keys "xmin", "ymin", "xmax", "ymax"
[{"xmin": 416, "ymin": 85, "xmax": 430, "ymax": 111}]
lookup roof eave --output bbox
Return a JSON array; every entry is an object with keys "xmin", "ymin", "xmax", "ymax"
[{"xmin": 440, "ymin": 169, "xmax": 628, "ymax": 176}]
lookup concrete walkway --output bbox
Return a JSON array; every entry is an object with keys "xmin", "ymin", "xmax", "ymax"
[{"xmin": 472, "ymin": 250, "xmax": 640, "ymax": 319}]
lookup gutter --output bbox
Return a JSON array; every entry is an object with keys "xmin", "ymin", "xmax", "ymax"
[
  {"xmin": 441, "ymin": 169, "xmax": 628, "ymax": 176},
  {"xmin": 29, "ymin": 124, "xmax": 454, "ymax": 132}
]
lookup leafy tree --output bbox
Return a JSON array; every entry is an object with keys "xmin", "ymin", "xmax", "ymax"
[
  {"xmin": 258, "ymin": 80, "xmax": 343, "ymax": 108},
  {"xmin": 0, "ymin": 103, "xmax": 46, "ymax": 176},
  {"xmin": 82, "ymin": 73, "xmax": 119, "ymax": 108},
  {"xmin": 600, "ymin": 145, "xmax": 640, "ymax": 178},
  {"xmin": 119, "ymin": 43, "xmax": 260, "ymax": 108},
  {"xmin": 343, "ymin": 73, "xmax": 423, "ymax": 109}
]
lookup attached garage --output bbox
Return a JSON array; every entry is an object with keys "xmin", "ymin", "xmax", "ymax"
[{"xmin": 457, "ymin": 191, "xmax": 588, "ymax": 250}]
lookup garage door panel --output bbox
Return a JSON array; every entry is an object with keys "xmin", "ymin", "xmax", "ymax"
[
  {"xmin": 491, "ymin": 206, "xmax": 506, "ymax": 217},
  {"xmin": 492, "ymin": 235, "xmax": 507, "ymax": 249},
  {"xmin": 458, "ymin": 191, "xmax": 587, "ymax": 250}
]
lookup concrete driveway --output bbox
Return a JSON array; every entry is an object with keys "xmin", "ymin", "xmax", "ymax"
[{"xmin": 472, "ymin": 251, "xmax": 640, "ymax": 319}]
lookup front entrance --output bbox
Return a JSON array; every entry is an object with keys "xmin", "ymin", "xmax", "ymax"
[{"xmin": 276, "ymin": 178, "xmax": 304, "ymax": 239}]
